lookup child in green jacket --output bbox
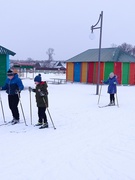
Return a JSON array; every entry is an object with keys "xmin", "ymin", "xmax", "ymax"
[{"xmin": 29, "ymin": 74, "xmax": 48, "ymax": 129}]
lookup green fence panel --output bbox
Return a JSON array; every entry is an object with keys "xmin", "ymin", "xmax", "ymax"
[
  {"xmin": 122, "ymin": 62, "xmax": 129, "ymax": 85},
  {"xmin": 104, "ymin": 62, "xmax": 114, "ymax": 80}
]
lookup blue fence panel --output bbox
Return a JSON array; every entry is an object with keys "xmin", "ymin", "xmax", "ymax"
[{"xmin": 74, "ymin": 62, "xmax": 81, "ymax": 82}]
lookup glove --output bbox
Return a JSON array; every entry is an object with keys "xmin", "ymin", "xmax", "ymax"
[
  {"xmin": 101, "ymin": 80, "xmax": 104, "ymax": 83},
  {"xmin": 15, "ymin": 90, "xmax": 21, "ymax": 94},
  {"xmin": 15, "ymin": 90, "xmax": 21, "ymax": 98},
  {"xmin": 29, "ymin": 87, "xmax": 32, "ymax": 92},
  {"xmin": 114, "ymin": 82, "xmax": 117, "ymax": 84}
]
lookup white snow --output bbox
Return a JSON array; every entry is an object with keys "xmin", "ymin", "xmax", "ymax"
[{"xmin": 0, "ymin": 73, "xmax": 135, "ymax": 180}]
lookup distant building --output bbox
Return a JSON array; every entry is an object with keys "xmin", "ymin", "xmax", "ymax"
[
  {"xmin": 66, "ymin": 47, "xmax": 135, "ymax": 85},
  {"xmin": 0, "ymin": 45, "xmax": 16, "ymax": 86},
  {"xmin": 12, "ymin": 60, "xmax": 66, "ymax": 74},
  {"xmin": 12, "ymin": 62, "xmax": 36, "ymax": 70}
]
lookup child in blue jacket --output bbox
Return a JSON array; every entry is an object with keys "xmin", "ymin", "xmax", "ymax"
[
  {"xmin": 0, "ymin": 69, "xmax": 24, "ymax": 124},
  {"xmin": 102, "ymin": 72, "xmax": 118, "ymax": 106}
]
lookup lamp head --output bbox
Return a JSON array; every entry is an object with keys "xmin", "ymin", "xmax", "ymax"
[
  {"xmin": 89, "ymin": 32, "xmax": 95, "ymax": 40},
  {"xmin": 89, "ymin": 25, "xmax": 95, "ymax": 40}
]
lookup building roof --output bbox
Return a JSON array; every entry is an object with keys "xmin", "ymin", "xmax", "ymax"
[
  {"xmin": 0, "ymin": 45, "xmax": 16, "ymax": 56},
  {"xmin": 66, "ymin": 47, "xmax": 135, "ymax": 63}
]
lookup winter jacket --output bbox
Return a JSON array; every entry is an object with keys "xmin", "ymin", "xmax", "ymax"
[
  {"xmin": 33, "ymin": 81, "xmax": 48, "ymax": 107},
  {"xmin": 2, "ymin": 74, "xmax": 24, "ymax": 95},
  {"xmin": 103, "ymin": 76, "xmax": 118, "ymax": 94}
]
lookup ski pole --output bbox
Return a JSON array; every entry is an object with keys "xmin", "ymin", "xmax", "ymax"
[
  {"xmin": 43, "ymin": 97, "xmax": 56, "ymax": 130},
  {"xmin": 116, "ymin": 93, "xmax": 119, "ymax": 107},
  {"xmin": 98, "ymin": 84, "xmax": 102, "ymax": 104},
  {"xmin": 17, "ymin": 92, "xmax": 28, "ymax": 126},
  {"xmin": 0, "ymin": 92, "xmax": 6, "ymax": 123},
  {"xmin": 29, "ymin": 90, "xmax": 32, "ymax": 125}
]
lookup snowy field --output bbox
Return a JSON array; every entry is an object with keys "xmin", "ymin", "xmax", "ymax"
[{"xmin": 0, "ymin": 72, "xmax": 135, "ymax": 180}]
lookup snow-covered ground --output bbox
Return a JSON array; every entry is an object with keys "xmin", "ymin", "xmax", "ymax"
[{"xmin": 0, "ymin": 73, "xmax": 135, "ymax": 180}]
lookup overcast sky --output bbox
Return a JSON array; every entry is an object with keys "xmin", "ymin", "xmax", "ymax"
[{"xmin": 0, "ymin": 0, "xmax": 135, "ymax": 60}]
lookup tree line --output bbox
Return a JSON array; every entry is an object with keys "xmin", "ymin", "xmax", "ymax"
[{"xmin": 114, "ymin": 43, "xmax": 135, "ymax": 56}]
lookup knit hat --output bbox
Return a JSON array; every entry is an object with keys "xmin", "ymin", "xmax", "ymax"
[
  {"xmin": 34, "ymin": 74, "xmax": 42, "ymax": 82},
  {"xmin": 7, "ymin": 69, "xmax": 14, "ymax": 76}
]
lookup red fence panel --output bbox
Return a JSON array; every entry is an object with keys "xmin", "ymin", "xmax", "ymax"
[{"xmin": 114, "ymin": 62, "xmax": 122, "ymax": 84}]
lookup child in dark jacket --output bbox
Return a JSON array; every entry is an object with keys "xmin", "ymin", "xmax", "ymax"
[
  {"xmin": 29, "ymin": 74, "xmax": 49, "ymax": 129},
  {"xmin": 102, "ymin": 72, "xmax": 118, "ymax": 106}
]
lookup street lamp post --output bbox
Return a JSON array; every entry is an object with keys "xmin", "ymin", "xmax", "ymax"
[{"xmin": 91, "ymin": 11, "xmax": 103, "ymax": 95}]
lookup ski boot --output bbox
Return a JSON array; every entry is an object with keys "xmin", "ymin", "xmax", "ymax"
[{"xmin": 39, "ymin": 122, "xmax": 48, "ymax": 129}]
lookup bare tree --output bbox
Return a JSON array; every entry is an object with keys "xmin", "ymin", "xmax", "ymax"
[
  {"xmin": 44, "ymin": 48, "xmax": 55, "ymax": 67},
  {"xmin": 118, "ymin": 43, "xmax": 135, "ymax": 56},
  {"xmin": 118, "ymin": 43, "xmax": 132, "ymax": 54},
  {"xmin": 132, "ymin": 46, "xmax": 135, "ymax": 56},
  {"xmin": 46, "ymin": 48, "xmax": 54, "ymax": 61},
  {"xmin": 27, "ymin": 57, "xmax": 34, "ymax": 62}
]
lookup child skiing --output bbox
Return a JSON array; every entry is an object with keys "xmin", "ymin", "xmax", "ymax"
[
  {"xmin": 29, "ymin": 74, "xmax": 49, "ymax": 129},
  {"xmin": 0, "ymin": 69, "xmax": 24, "ymax": 124},
  {"xmin": 102, "ymin": 72, "xmax": 118, "ymax": 106}
]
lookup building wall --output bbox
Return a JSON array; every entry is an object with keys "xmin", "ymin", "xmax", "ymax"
[
  {"xmin": 66, "ymin": 62, "xmax": 135, "ymax": 85},
  {"xmin": 0, "ymin": 54, "xmax": 9, "ymax": 86}
]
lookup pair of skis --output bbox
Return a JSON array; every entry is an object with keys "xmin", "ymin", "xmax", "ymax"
[
  {"xmin": 98, "ymin": 84, "xmax": 119, "ymax": 108},
  {"xmin": 0, "ymin": 122, "xmax": 10, "ymax": 126},
  {"xmin": 98, "ymin": 104, "xmax": 116, "ymax": 108},
  {"xmin": 0, "ymin": 121, "xmax": 24, "ymax": 126},
  {"xmin": 0, "ymin": 121, "xmax": 14, "ymax": 126}
]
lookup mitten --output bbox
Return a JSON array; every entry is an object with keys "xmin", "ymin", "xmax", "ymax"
[{"xmin": 29, "ymin": 87, "xmax": 32, "ymax": 92}]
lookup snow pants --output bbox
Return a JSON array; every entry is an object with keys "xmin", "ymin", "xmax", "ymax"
[
  {"xmin": 8, "ymin": 94, "xmax": 19, "ymax": 120},
  {"xmin": 38, "ymin": 107, "xmax": 47, "ymax": 123},
  {"xmin": 110, "ymin": 94, "xmax": 115, "ymax": 103}
]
